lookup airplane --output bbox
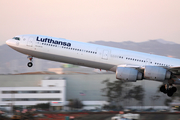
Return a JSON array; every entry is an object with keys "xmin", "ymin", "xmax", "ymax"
[{"xmin": 6, "ymin": 34, "xmax": 180, "ymax": 97}]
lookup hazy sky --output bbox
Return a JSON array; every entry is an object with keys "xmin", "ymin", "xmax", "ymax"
[{"xmin": 1, "ymin": 0, "xmax": 180, "ymax": 45}]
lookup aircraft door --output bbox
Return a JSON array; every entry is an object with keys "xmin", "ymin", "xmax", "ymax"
[
  {"xmin": 27, "ymin": 37, "xmax": 34, "ymax": 47},
  {"xmin": 146, "ymin": 58, "xmax": 151, "ymax": 65},
  {"xmin": 97, "ymin": 48, "xmax": 109, "ymax": 60},
  {"xmin": 102, "ymin": 50, "xmax": 109, "ymax": 60}
]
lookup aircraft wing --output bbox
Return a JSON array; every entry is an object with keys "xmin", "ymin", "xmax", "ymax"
[
  {"xmin": 168, "ymin": 66, "xmax": 180, "ymax": 75},
  {"xmin": 116, "ymin": 65, "xmax": 180, "ymax": 74},
  {"xmin": 116, "ymin": 64, "xmax": 143, "ymax": 72},
  {"xmin": 128, "ymin": 65, "xmax": 180, "ymax": 76}
]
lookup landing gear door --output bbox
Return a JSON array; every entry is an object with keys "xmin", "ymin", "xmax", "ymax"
[{"xmin": 27, "ymin": 37, "xmax": 34, "ymax": 47}]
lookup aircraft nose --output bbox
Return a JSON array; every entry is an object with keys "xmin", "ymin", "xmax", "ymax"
[
  {"xmin": 6, "ymin": 39, "xmax": 12, "ymax": 46},
  {"xmin": 6, "ymin": 39, "xmax": 13, "ymax": 46}
]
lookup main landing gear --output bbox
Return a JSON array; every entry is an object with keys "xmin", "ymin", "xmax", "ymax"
[
  {"xmin": 160, "ymin": 81, "xmax": 177, "ymax": 97},
  {"xmin": 27, "ymin": 56, "xmax": 33, "ymax": 67}
]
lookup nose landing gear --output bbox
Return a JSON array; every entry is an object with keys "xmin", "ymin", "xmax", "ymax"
[{"xmin": 27, "ymin": 56, "xmax": 33, "ymax": 67}]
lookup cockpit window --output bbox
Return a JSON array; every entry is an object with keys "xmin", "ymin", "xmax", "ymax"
[{"xmin": 12, "ymin": 37, "xmax": 20, "ymax": 40}]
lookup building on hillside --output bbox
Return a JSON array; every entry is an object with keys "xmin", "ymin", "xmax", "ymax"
[{"xmin": 0, "ymin": 79, "xmax": 65, "ymax": 111}]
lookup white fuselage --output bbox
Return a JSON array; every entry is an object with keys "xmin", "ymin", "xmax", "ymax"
[{"xmin": 6, "ymin": 34, "xmax": 180, "ymax": 72}]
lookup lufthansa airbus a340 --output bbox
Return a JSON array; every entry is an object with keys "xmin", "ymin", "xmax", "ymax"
[{"xmin": 6, "ymin": 34, "xmax": 180, "ymax": 97}]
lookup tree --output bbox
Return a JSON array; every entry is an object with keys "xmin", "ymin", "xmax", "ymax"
[
  {"xmin": 123, "ymin": 85, "xmax": 145, "ymax": 106},
  {"xmin": 132, "ymin": 86, "xmax": 145, "ymax": 105},
  {"xmin": 102, "ymin": 79, "xmax": 129, "ymax": 109},
  {"xmin": 164, "ymin": 99, "xmax": 172, "ymax": 106},
  {"xmin": 172, "ymin": 85, "xmax": 180, "ymax": 100},
  {"xmin": 32, "ymin": 103, "xmax": 50, "ymax": 109},
  {"xmin": 149, "ymin": 95, "xmax": 160, "ymax": 108},
  {"xmin": 67, "ymin": 99, "xmax": 84, "ymax": 110},
  {"xmin": 102, "ymin": 79, "xmax": 145, "ymax": 108}
]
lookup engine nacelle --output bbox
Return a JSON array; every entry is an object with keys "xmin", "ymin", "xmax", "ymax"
[
  {"xmin": 116, "ymin": 67, "xmax": 143, "ymax": 82},
  {"xmin": 144, "ymin": 66, "xmax": 171, "ymax": 80}
]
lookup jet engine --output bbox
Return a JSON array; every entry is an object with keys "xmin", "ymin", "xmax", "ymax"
[
  {"xmin": 144, "ymin": 66, "xmax": 171, "ymax": 80},
  {"xmin": 116, "ymin": 67, "xmax": 143, "ymax": 82}
]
